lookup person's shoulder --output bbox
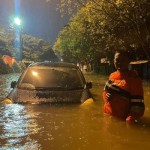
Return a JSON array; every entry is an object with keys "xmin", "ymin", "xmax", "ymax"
[{"xmin": 109, "ymin": 71, "xmax": 119, "ymax": 79}]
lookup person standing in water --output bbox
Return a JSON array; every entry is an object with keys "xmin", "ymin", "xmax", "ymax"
[{"xmin": 102, "ymin": 50, "xmax": 145, "ymax": 123}]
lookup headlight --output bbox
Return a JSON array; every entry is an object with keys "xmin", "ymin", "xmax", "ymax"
[
  {"xmin": 1, "ymin": 98, "xmax": 13, "ymax": 104},
  {"xmin": 81, "ymin": 98, "xmax": 94, "ymax": 106}
]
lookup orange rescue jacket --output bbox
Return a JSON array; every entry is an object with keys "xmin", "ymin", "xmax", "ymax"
[{"xmin": 102, "ymin": 70, "xmax": 145, "ymax": 120}]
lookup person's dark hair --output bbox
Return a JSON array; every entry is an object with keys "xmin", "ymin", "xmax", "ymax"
[{"xmin": 114, "ymin": 50, "xmax": 131, "ymax": 61}]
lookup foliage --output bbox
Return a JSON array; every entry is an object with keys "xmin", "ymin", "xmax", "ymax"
[
  {"xmin": 53, "ymin": 0, "xmax": 150, "ymax": 66},
  {"xmin": 45, "ymin": 0, "xmax": 89, "ymax": 15},
  {"xmin": 0, "ymin": 57, "xmax": 13, "ymax": 74},
  {"xmin": 0, "ymin": 24, "xmax": 57, "ymax": 62},
  {"xmin": 22, "ymin": 35, "xmax": 58, "ymax": 61},
  {"xmin": 0, "ymin": 24, "xmax": 58, "ymax": 74}
]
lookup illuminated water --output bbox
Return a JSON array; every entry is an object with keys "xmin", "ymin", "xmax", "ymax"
[{"xmin": 0, "ymin": 73, "xmax": 150, "ymax": 150}]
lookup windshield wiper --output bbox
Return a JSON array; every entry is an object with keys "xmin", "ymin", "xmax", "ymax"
[
  {"xmin": 35, "ymin": 87, "xmax": 64, "ymax": 91},
  {"xmin": 34, "ymin": 86, "xmax": 83, "ymax": 91}
]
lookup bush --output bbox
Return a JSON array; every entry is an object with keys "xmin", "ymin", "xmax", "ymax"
[{"xmin": 0, "ymin": 58, "xmax": 25, "ymax": 74}]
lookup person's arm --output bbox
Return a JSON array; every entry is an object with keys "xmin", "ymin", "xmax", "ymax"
[
  {"xmin": 102, "ymin": 77, "xmax": 114, "ymax": 102},
  {"xmin": 126, "ymin": 76, "xmax": 145, "ymax": 123}
]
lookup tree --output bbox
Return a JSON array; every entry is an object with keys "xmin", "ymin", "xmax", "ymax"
[
  {"xmin": 54, "ymin": 0, "xmax": 150, "ymax": 63},
  {"xmin": 0, "ymin": 24, "xmax": 57, "ymax": 62}
]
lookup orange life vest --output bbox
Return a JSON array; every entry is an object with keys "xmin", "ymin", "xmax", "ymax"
[{"xmin": 102, "ymin": 70, "xmax": 145, "ymax": 120}]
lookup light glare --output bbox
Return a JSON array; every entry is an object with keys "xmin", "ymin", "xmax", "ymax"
[
  {"xmin": 14, "ymin": 18, "xmax": 21, "ymax": 26},
  {"xmin": 32, "ymin": 71, "xmax": 38, "ymax": 76}
]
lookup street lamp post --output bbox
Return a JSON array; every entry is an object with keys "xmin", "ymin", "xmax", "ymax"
[{"xmin": 13, "ymin": 17, "xmax": 23, "ymax": 61}]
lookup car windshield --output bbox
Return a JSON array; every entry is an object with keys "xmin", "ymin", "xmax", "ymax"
[{"xmin": 18, "ymin": 66, "xmax": 84, "ymax": 90}]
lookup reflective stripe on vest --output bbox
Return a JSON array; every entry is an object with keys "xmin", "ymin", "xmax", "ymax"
[
  {"xmin": 104, "ymin": 80, "xmax": 144, "ymax": 103},
  {"xmin": 130, "ymin": 99, "xmax": 144, "ymax": 103},
  {"xmin": 104, "ymin": 80, "xmax": 131, "ymax": 99},
  {"xmin": 130, "ymin": 95, "xmax": 144, "ymax": 103}
]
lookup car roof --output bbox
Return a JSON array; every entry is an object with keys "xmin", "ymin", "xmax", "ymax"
[{"xmin": 28, "ymin": 61, "xmax": 79, "ymax": 69}]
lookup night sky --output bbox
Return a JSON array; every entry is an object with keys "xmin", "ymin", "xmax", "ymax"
[{"xmin": 0, "ymin": 0, "xmax": 71, "ymax": 45}]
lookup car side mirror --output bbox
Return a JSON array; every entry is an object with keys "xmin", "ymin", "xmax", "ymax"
[
  {"xmin": 86, "ymin": 82, "xmax": 92, "ymax": 89},
  {"xmin": 11, "ymin": 81, "xmax": 17, "ymax": 88}
]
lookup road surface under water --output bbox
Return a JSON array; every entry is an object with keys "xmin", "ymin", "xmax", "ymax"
[{"xmin": 0, "ymin": 73, "xmax": 150, "ymax": 150}]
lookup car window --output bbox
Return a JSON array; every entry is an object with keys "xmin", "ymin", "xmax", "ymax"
[{"xmin": 18, "ymin": 66, "xmax": 84, "ymax": 90}]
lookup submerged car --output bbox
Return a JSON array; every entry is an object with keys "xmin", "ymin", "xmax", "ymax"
[{"xmin": 2, "ymin": 62, "xmax": 93, "ymax": 104}]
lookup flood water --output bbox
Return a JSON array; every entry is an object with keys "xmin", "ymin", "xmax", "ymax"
[{"xmin": 0, "ymin": 73, "xmax": 150, "ymax": 150}]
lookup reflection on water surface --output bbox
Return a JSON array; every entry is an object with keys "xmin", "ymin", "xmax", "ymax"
[{"xmin": 0, "ymin": 104, "xmax": 41, "ymax": 149}]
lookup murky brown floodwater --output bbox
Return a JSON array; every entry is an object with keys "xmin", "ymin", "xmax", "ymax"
[{"xmin": 0, "ymin": 73, "xmax": 150, "ymax": 150}]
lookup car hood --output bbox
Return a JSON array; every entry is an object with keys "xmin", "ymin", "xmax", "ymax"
[{"xmin": 8, "ymin": 88, "xmax": 90, "ymax": 104}]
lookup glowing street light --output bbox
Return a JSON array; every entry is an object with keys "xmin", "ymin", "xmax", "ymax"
[
  {"xmin": 14, "ymin": 17, "xmax": 21, "ymax": 26},
  {"xmin": 12, "ymin": 17, "xmax": 23, "ymax": 61}
]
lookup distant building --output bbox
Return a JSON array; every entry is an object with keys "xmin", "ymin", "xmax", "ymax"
[{"xmin": 130, "ymin": 60, "xmax": 150, "ymax": 79}]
